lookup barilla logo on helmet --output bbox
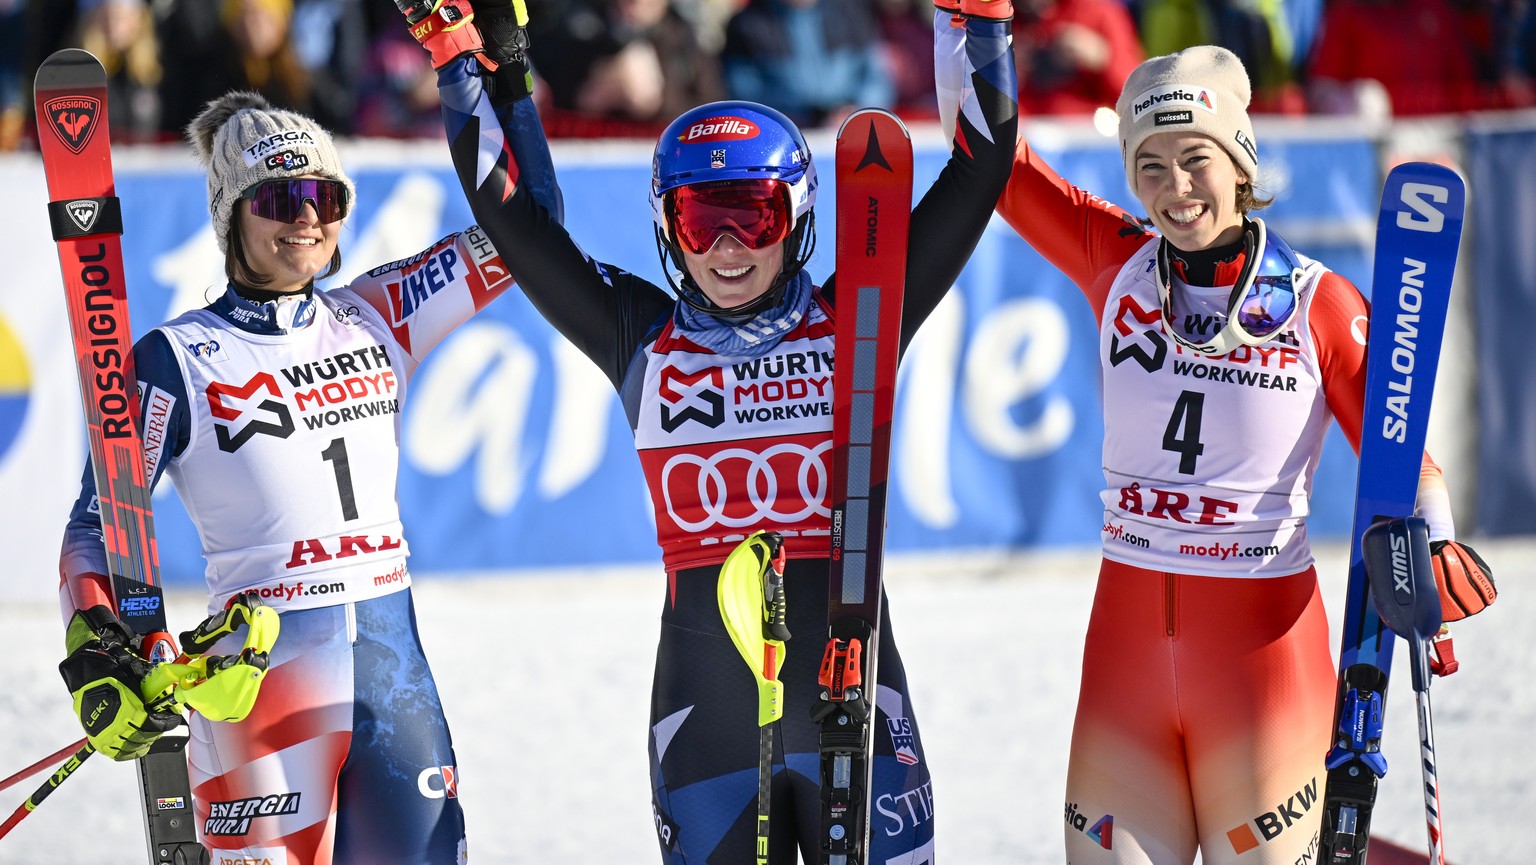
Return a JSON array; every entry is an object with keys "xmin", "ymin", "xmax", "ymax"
[
  {"xmin": 1132, "ymin": 85, "xmax": 1216, "ymax": 119},
  {"xmin": 679, "ymin": 116, "xmax": 760, "ymax": 143}
]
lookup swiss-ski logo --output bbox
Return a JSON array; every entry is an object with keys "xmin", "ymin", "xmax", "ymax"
[
  {"xmin": 855, "ymin": 121, "xmax": 892, "ymax": 173},
  {"xmin": 64, "ymin": 199, "xmax": 100, "ymax": 232},
  {"xmin": 44, "ymin": 96, "xmax": 101, "ymax": 154}
]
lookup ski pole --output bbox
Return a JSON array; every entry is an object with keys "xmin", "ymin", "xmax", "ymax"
[
  {"xmin": 0, "ymin": 741, "xmax": 96, "ymax": 840},
  {"xmin": 1363, "ymin": 516, "xmax": 1447, "ymax": 865},
  {"xmin": 0, "ymin": 595, "xmax": 280, "ymax": 842},
  {"xmin": 718, "ymin": 531, "xmax": 790, "ymax": 864},
  {"xmin": 0, "ymin": 738, "xmax": 88, "ymax": 795}
]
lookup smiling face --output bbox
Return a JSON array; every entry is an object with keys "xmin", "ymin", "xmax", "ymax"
[
  {"xmin": 1133, "ymin": 131, "xmax": 1247, "ymax": 251},
  {"xmin": 680, "ymin": 235, "xmax": 785, "ymax": 310},
  {"xmin": 233, "ymin": 179, "xmax": 342, "ymax": 293}
]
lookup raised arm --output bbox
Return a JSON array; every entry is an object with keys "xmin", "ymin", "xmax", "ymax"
[
  {"xmin": 883, "ymin": 0, "xmax": 1019, "ymax": 350},
  {"xmin": 398, "ymin": 0, "xmax": 674, "ymax": 386}
]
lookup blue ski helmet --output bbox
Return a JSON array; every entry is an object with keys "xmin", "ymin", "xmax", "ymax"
[{"xmin": 650, "ymin": 101, "xmax": 819, "ymax": 314}]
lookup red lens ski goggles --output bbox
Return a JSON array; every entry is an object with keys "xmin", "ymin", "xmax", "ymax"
[
  {"xmin": 242, "ymin": 178, "xmax": 350, "ymax": 225},
  {"xmin": 667, "ymin": 180, "xmax": 793, "ymax": 254}
]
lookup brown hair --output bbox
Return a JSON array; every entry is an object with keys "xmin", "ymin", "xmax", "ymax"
[{"xmin": 1236, "ymin": 176, "xmax": 1274, "ymax": 214}]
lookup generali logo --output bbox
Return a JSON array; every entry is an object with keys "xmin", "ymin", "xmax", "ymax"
[
  {"xmin": 43, "ymin": 96, "xmax": 101, "ymax": 154},
  {"xmin": 679, "ymin": 116, "xmax": 759, "ymax": 143}
]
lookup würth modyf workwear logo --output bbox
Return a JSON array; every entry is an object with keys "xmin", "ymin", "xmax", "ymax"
[
  {"xmin": 208, "ymin": 372, "xmax": 296, "ymax": 452},
  {"xmin": 659, "ymin": 365, "xmax": 725, "ymax": 431},
  {"xmin": 43, "ymin": 96, "xmax": 102, "ymax": 154}
]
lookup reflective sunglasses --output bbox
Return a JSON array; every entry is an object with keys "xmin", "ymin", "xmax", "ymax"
[
  {"xmin": 667, "ymin": 180, "xmax": 793, "ymax": 255},
  {"xmin": 242, "ymin": 178, "xmax": 350, "ymax": 225},
  {"xmin": 1231, "ymin": 227, "xmax": 1301, "ymax": 339},
  {"xmin": 1158, "ymin": 219, "xmax": 1302, "ymax": 354}
]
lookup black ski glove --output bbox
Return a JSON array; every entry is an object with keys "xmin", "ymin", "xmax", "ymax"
[{"xmin": 59, "ymin": 606, "xmax": 182, "ymax": 761}]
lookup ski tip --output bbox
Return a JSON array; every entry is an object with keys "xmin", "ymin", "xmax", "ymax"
[
  {"xmin": 34, "ymin": 49, "xmax": 108, "ymax": 92},
  {"xmin": 835, "ymin": 108, "xmax": 911, "ymax": 142},
  {"xmin": 1383, "ymin": 160, "xmax": 1467, "ymax": 197}
]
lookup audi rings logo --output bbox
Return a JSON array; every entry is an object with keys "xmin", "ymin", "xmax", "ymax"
[{"xmin": 662, "ymin": 440, "xmax": 833, "ymax": 531}]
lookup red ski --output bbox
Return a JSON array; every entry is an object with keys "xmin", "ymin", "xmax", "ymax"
[
  {"xmin": 34, "ymin": 48, "xmax": 206, "ymax": 865},
  {"xmin": 815, "ymin": 108, "xmax": 913, "ymax": 865}
]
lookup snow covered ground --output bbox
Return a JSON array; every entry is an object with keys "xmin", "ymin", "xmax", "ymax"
[{"xmin": 2, "ymin": 538, "xmax": 1530, "ymax": 865}]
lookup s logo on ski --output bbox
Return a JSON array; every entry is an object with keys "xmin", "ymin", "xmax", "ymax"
[
  {"xmin": 43, "ymin": 96, "xmax": 101, "ymax": 154},
  {"xmin": 1396, "ymin": 183, "xmax": 1449, "ymax": 232}
]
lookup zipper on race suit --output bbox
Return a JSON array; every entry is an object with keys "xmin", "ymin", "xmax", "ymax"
[{"xmin": 1163, "ymin": 572, "xmax": 1178, "ymax": 637}]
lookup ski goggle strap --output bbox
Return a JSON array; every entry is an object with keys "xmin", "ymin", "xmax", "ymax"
[
  {"xmin": 666, "ymin": 180, "xmax": 793, "ymax": 255},
  {"xmin": 241, "ymin": 178, "xmax": 350, "ymax": 225},
  {"xmin": 1158, "ymin": 219, "xmax": 1303, "ymax": 355}
]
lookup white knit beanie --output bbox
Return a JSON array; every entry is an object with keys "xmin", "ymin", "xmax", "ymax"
[
  {"xmin": 186, "ymin": 92, "xmax": 356, "ymax": 253},
  {"xmin": 1116, "ymin": 45, "xmax": 1258, "ymax": 191}
]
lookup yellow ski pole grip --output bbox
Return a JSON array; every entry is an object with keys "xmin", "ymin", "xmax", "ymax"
[
  {"xmin": 718, "ymin": 531, "xmax": 789, "ymax": 727},
  {"xmin": 143, "ymin": 596, "xmax": 281, "ymax": 722}
]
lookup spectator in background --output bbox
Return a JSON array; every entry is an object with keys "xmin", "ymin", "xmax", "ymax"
[
  {"xmin": 1507, "ymin": 0, "xmax": 1536, "ymax": 89},
  {"xmin": 1306, "ymin": 0, "xmax": 1516, "ymax": 115},
  {"xmin": 75, "ymin": 0, "xmax": 163, "ymax": 142},
  {"xmin": 873, "ymin": 0, "xmax": 937, "ymax": 118},
  {"xmin": 223, "ymin": 0, "xmax": 311, "ymax": 117},
  {"xmin": 157, "ymin": 0, "xmax": 314, "ymax": 136},
  {"xmin": 0, "ymin": 0, "xmax": 24, "ymax": 150},
  {"xmin": 289, "ymin": 0, "xmax": 368, "ymax": 135},
  {"xmin": 530, "ymin": 0, "xmax": 725, "ymax": 126},
  {"xmin": 1012, "ymin": 0, "xmax": 1143, "ymax": 116},
  {"xmin": 356, "ymin": 18, "xmax": 441, "ymax": 138},
  {"xmin": 1280, "ymin": 0, "xmax": 1321, "ymax": 81},
  {"xmin": 720, "ymin": 0, "xmax": 895, "ymax": 129},
  {"xmin": 1138, "ymin": 0, "xmax": 1302, "ymax": 112}
]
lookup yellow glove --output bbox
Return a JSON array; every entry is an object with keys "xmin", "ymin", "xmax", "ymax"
[{"xmin": 58, "ymin": 607, "xmax": 182, "ymax": 761}]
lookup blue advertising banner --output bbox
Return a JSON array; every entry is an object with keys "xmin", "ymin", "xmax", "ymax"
[
  {"xmin": 1, "ymin": 127, "xmax": 1393, "ymax": 587},
  {"xmin": 1467, "ymin": 124, "xmax": 1536, "ymax": 535}
]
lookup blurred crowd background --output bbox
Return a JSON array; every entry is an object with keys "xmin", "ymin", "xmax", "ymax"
[{"xmin": 3, "ymin": 0, "xmax": 1535, "ymax": 151}]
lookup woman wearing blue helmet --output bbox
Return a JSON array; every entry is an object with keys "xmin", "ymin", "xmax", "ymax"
[
  {"xmin": 648, "ymin": 101, "xmax": 819, "ymax": 318},
  {"xmin": 417, "ymin": 0, "xmax": 1017, "ymax": 860}
]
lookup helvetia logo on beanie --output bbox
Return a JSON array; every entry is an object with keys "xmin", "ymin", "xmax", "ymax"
[{"xmin": 1132, "ymin": 85, "xmax": 1216, "ymax": 119}]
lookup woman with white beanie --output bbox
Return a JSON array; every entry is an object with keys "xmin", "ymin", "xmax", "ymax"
[
  {"xmin": 994, "ymin": 45, "xmax": 1497, "ymax": 864},
  {"xmin": 55, "ymin": 6, "xmax": 552, "ymax": 861}
]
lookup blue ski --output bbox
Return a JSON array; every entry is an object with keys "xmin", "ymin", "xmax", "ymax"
[{"xmin": 1319, "ymin": 162, "xmax": 1466, "ymax": 864}]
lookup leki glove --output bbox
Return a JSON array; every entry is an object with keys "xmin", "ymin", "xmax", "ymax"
[{"xmin": 58, "ymin": 606, "xmax": 182, "ymax": 761}]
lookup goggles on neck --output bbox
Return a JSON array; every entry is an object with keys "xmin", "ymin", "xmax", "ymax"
[
  {"xmin": 666, "ymin": 180, "xmax": 793, "ymax": 255},
  {"xmin": 1157, "ymin": 218, "xmax": 1302, "ymax": 357},
  {"xmin": 242, "ymin": 178, "xmax": 350, "ymax": 225}
]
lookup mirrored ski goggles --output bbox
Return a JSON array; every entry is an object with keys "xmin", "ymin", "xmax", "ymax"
[
  {"xmin": 1229, "ymin": 227, "xmax": 1302, "ymax": 340},
  {"xmin": 666, "ymin": 180, "xmax": 793, "ymax": 255},
  {"xmin": 242, "ymin": 178, "xmax": 350, "ymax": 225}
]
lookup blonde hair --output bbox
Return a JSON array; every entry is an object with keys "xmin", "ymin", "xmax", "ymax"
[{"xmin": 79, "ymin": 1, "xmax": 163, "ymax": 88}]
